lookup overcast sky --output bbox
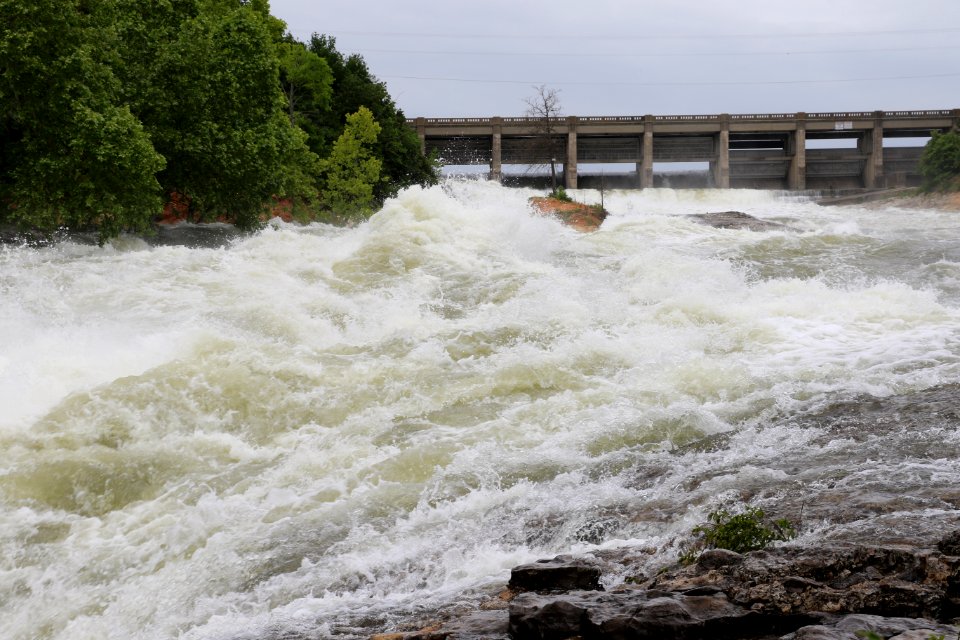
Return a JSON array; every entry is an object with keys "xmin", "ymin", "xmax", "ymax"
[{"xmin": 269, "ymin": 0, "xmax": 959, "ymax": 119}]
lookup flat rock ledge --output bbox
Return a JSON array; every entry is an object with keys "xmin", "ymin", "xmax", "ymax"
[
  {"xmin": 689, "ymin": 211, "xmax": 791, "ymax": 231},
  {"xmin": 374, "ymin": 535, "xmax": 960, "ymax": 640}
]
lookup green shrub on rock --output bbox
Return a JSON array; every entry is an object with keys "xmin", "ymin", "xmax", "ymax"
[{"xmin": 680, "ymin": 506, "xmax": 796, "ymax": 564}]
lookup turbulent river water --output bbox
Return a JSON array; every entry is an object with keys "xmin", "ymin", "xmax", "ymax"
[{"xmin": 2, "ymin": 181, "xmax": 960, "ymax": 639}]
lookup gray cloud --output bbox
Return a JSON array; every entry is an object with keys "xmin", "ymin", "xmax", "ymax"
[{"xmin": 270, "ymin": 0, "xmax": 960, "ymax": 118}]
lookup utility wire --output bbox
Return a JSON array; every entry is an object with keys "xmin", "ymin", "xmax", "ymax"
[
  {"xmin": 357, "ymin": 45, "xmax": 960, "ymax": 58},
  {"xmin": 320, "ymin": 27, "xmax": 960, "ymax": 41},
  {"xmin": 383, "ymin": 71, "xmax": 960, "ymax": 87}
]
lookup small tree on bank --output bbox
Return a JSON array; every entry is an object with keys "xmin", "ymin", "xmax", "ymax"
[
  {"xmin": 919, "ymin": 129, "xmax": 960, "ymax": 191},
  {"xmin": 523, "ymin": 85, "xmax": 563, "ymax": 194},
  {"xmin": 320, "ymin": 106, "xmax": 382, "ymax": 221}
]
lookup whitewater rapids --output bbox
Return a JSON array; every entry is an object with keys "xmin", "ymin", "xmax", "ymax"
[{"xmin": 2, "ymin": 180, "xmax": 960, "ymax": 639}]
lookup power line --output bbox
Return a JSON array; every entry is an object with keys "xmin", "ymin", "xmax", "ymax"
[
  {"xmin": 356, "ymin": 45, "xmax": 960, "ymax": 59},
  {"xmin": 319, "ymin": 27, "xmax": 960, "ymax": 41},
  {"xmin": 382, "ymin": 71, "xmax": 960, "ymax": 87}
]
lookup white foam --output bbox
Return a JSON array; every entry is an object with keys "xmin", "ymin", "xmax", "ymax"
[{"xmin": 2, "ymin": 181, "xmax": 960, "ymax": 639}]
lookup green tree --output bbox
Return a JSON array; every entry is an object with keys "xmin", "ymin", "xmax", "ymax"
[
  {"xmin": 113, "ymin": 0, "xmax": 319, "ymax": 228},
  {"xmin": 309, "ymin": 35, "xmax": 437, "ymax": 203},
  {"xmin": 320, "ymin": 106, "xmax": 382, "ymax": 221},
  {"xmin": 277, "ymin": 41, "xmax": 333, "ymax": 126},
  {"xmin": 2, "ymin": 1, "xmax": 430, "ymax": 237},
  {"xmin": 919, "ymin": 129, "xmax": 960, "ymax": 191},
  {"xmin": 0, "ymin": 0, "xmax": 165, "ymax": 239}
]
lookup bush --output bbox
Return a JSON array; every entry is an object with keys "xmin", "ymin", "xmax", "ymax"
[
  {"xmin": 680, "ymin": 506, "xmax": 796, "ymax": 564},
  {"xmin": 919, "ymin": 129, "xmax": 960, "ymax": 191}
]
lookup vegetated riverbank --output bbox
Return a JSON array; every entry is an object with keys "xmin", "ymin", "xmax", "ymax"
[
  {"xmin": 1, "ymin": 191, "xmax": 607, "ymax": 248},
  {"xmin": 1, "ymin": 194, "xmax": 329, "ymax": 248}
]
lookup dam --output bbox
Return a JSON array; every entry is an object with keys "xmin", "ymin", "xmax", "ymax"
[{"xmin": 409, "ymin": 109, "xmax": 959, "ymax": 190}]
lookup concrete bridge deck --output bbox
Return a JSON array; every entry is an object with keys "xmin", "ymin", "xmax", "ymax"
[{"xmin": 408, "ymin": 110, "xmax": 959, "ymax": 190}]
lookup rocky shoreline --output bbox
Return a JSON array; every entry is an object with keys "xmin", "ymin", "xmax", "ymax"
[
  {"xmin": 863, "ymin": 190, "xmax": 960, "ymax": 212},
  {"xmin": 376, "ymin": 536, "xmax": 960, "ymax": 639},
  {"xmin": 372, "ymin": 384, "xmax": 960, "ymax": 640},
  {"xmin": 819, "ymin": 188, "xmax": 960, "ymax": 212}
]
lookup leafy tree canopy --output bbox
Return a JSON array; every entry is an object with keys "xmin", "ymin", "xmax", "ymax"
[
  {"xmin": 309, "ymin": 35, "xmax": 437, "ymax": 203},
  {"xmin": 920, "ymin": 129, "xmax": 960, "ymax": 191},
  {"xmin": 278, "ymin": 42, "xmax": 333, "ymax": 127},
  {"xmin": 115, "ymin": 0, "xmax": 319, "ymax": 228},
  {"xmin": 0, "ymin": 2, "xmax": 438, "ymax": 239},
  {"xmin": 0, "ymin": 0, "xmax": 165, "ymax": 237}
]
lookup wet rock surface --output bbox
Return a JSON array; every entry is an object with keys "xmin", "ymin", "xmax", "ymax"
[
  {"xmin": 785, "ymin": 613, "xmax": 959, "ymax": 639},
  {"xmin": 149, "ymin": 222, "xmax": 242, "ymax": 248},
  {"xmin": 645, "ymin": 544, "xmax": 960, "ymax": 619},
  {"xmin": 1, "ymin": 221, "xmax": 243, "ymax": 249},
  {"xmin": 529, "ymin": 196, "xmax": 608, "ymax": 232},
  {"xmin": 0, "ymin": 224, "xmax": 87, "ymax": 247},
  {"xmin": 509, "ymin": 589, "xmax": 821, "ymax": 639},
  {"xmin": 689, "ymin": 211, "xmax": 791, "ymax": 231},
  {"xmin": 508, "ymin": 555, "xmax": 604, "ymax": 593},
  {"xmin": 385, "ymin": 538, "xmax": 960, "ymax": 639}
]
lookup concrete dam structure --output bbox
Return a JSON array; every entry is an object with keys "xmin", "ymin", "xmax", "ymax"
[{"xmin": 409, "ymin": 110, "xmax": 959, "ymax": 190}]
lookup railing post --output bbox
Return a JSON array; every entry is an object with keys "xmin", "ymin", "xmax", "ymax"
[
  {"xmin": 565, "ymin": 116, "xmax": 578, "ymax": 189},
  {"xmin": 789, "ymin": 112, "xmax": 807, "ymax": 190},
  {"xmin": 641, "ymin": 115, "xmax": 654, "ymax": 188},
  {"xmin": 490, "ymin": 117, "xmax": 502, "ymax": 183}
]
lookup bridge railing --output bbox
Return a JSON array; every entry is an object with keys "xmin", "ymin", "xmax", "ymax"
[
  {"xmin": 580, "ymin": 116, "xmax": 645, "ymax": 122},
  {"xmin": 805, "ymin": 112, "xmax": 876, "ymax": 120},
  {"xmin": 409, "ymin": 110, "xmax": 956, "ymax": 126},
  {"xmin": 416, "ymin": 117, "xmax": 494, "ymax": 124},
  {"xmin": 729, "ymin": 113, "xmax": 795, "ymax": 121},
  {"xmin": 884, "ymin": 110, "xmax": 954, "ymax": 117},
  {"xmin": 501, "ymin": 117, "xmax": 566, "ymax": 124},
  {"xmin": 653, "ymin": 114, "xmax": 715, "ymax": 122}
]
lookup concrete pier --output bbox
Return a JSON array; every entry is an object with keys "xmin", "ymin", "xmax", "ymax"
[
  {"xmin": 565, "ymin": 116, "xmax": 578, "ymax": 189},
  {"xmin": 490, "ymin": 117, "xmax": 502, "ymax": 182},
  {"xmin": 862, "ymin": 112, "xmax": 884, "ymax": 189},
  {"xmin": 711, "ymin": 115, "xmax": 730, "ymax": 188},
  {"xmin": 788, "ymin": 114, "xmax": 807, "ymax": 190},
  {"xmin": 641, "ymin": 117, "xmax": 654, "ymax": 188}
]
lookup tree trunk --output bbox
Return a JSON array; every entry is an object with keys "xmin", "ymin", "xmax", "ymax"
[{"xmin": 287, "ymin": 85, "xmax": 296, "ymax": 125}]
